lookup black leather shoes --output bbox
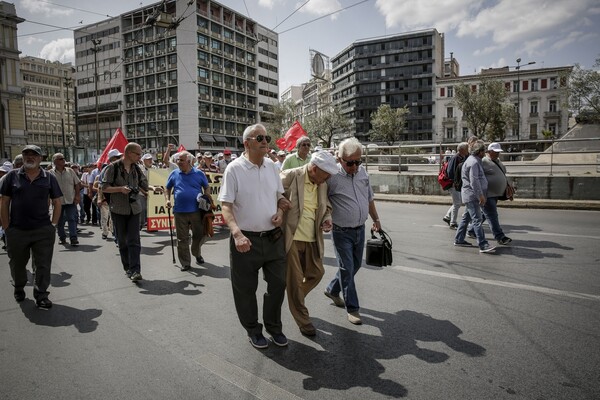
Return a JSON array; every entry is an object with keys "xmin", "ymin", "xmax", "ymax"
[
  {"xmin": 14, "ymin": 289, "xmax": 25, "ymax": 302},
  {"xmin": 36, "ymin": 298, "xmax": 53, "ymax": 309},
  {"xmin": 195, "ymin": 256, "xmax": 204, "ymax": 265},
  {"xmin": 181, "ymin": 265, "xmax": 191, "ymax": 271}
]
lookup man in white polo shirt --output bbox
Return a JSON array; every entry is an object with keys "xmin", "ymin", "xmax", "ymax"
[{"xmin": 219, "ymin": 123, "xmax": 291, "ymax": 349}]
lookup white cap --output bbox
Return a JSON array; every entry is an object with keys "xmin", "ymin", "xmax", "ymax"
[
  {"xmin": 231, "ymin": 154, "xmax": 238, "ymax": 159},
  {"xmin": 141, "ymin": 153, "xmax": 153, "ymax": 160},
  {"xmin": 277, "ymin": 150, "xmax": 286, "ymax": 156},
  {"xmin": 310, "ymin": 151, "xmax": 339, "ymax": 175},
  {"xmin": 0, "ymin": 161, "xmax": 12, "ymax": 173},
  {"xmin": 488, "ymin": 142, "xmax": 503, "ymax": 152},
  {"xmin": 107, "ymin": 149, "xmax": 122, "ymax": 158},
  {"xmin": 314, "ymin": 145, "xmax": 323, "ymax": 152}
]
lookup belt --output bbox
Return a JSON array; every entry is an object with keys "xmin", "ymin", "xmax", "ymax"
[
  {"xmin": 241, "ymin": 228, "xmax": 279, "ymax": 237},
  {"xmin": 333, "ymin": 224, "xmax": 363, "ymax": 231}
]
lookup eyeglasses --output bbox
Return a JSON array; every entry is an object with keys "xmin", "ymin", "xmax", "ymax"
[
  {"xmin": 342, "ymin": 159, "xmax": 362, "ymax": 167},
  {"xmin": 130, "ymin": 151, "xmax": 142, "ymax": 156},
  {"xmin": 300, "ymin": 143, "xmax": 311, "ymax": 147},
  {"xmin": 55, "ymin": 157, "xmax": 65, "ymax": 161},
  {"xmin": 248, "ymin": 135, "xmax": 271, "ymax": 143}
]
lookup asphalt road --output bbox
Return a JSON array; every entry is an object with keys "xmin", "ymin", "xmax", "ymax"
[{"xmin": 1, "ymin": 202, "xmax": 599, "ymax": 400}]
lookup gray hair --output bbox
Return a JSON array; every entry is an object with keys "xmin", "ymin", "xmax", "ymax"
[
  {"xmin": 52, "ymin": 153, "xmax": 65, "ymax": 162},
  {"xmin": 242, "ymin": 123, "xmax": 267, "ymax": 141},
  {"xmin": 337, "ymin": 137, "xmax": 362, "ymax": 158},
  {"xmin": 177, "ymin": 151, "xmax": 194, "ymax": 163},
  {"xmin": 457, "ymin": 142, "xmax": 468, "ymax": 152},
  {"xmin": 469, "ymin": 140, "xmax": 486, "ymax": 155},
  {"xmin": 295, "ymin": 136, "xmax": 311, "ymax": 149}
]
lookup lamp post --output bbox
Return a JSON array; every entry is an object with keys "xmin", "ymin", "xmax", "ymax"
[
  {"xmin": 515, "ymin": 58, "xmax": 536, "ymax": 140},
  {"xmin": 64, "ymin": 76, "xmax": 72, "ymax": 154},
  {"xmin": 91, "ymin": 39, "xmax": 102, "ymax": 154}
]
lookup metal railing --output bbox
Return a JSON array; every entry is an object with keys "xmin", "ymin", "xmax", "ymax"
[{"xmin": 361, "ymin": 137, "xmax": 600, "ymax": 176}]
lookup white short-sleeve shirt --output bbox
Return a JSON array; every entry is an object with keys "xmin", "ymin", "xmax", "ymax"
[{"xmin": 218, "ymin": 154, "xmax": 283, "ymax": 232}]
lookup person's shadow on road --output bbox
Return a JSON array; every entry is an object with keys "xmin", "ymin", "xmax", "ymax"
[
  {"xmin": 136, "ymin": 279, "xmax": 203, "ymax": 296},
  {"xmin": 268, "ymin": 309, "xmax": 485, "ymax": 398},
  {"xmin": 508, "ymin": 239, "xmax": 572, "ymax": 259},
  {"xmin": 19, "ymin": 300, "xmax": 102, "ymax": 333}
]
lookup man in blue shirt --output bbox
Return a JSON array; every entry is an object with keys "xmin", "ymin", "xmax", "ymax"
[
  {"xmin": 1, "ymin": 145, "xmax": 63, "ymax": 308},
  {"xmin": 165, "ymin": 151, "xmax": 211, "ymax": 270}
]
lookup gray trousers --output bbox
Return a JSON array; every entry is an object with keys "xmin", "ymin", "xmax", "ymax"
[
  {"xmin": 6, "ymin": 225, "xmax": 56, "ymax": 300},
  {"xmin": 174, "ymin": 211, "xmax": 204, "ymax": 267},
  {"xmin": 229, "ymin": 232, "xmax": 286, "ymax": 336}
]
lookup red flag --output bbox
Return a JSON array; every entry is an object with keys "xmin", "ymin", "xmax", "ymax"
[
  {"xmin": 177, "ymin": 144, "xmax": 186, "ymax": 152},
  {"xmin": 276, "ymin": 121, "xmax": 307, "ymax": 151},
  {"xmin": 96, "ymin": 128, "xmax": 128, "ymax": 168}
]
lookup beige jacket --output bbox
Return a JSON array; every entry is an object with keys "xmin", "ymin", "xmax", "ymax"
[{"xmin": 280, "ymin": 165, "xmax": 332, "ymax": 258}]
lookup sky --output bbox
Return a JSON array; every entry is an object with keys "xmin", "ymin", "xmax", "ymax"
[{"xmin": 14, "ymin": 0, "xmax": 600, "ymax": 94}]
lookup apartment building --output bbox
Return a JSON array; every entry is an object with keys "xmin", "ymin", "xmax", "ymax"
[
  {"xmin": 75, "ymin": 0, "xmax": 278, "ymax": 157},
  {"xmin": 331, "ymin": 29, "xmax": 445, "ymax": 143},
  {"xmin": 435, "ymin": 66, "xmax": 572, "ymax": 143},
  {"xmin": 0, "ymin": 1, "xmax": 25, "ymax": 160},
  {"xmin": 21, "ymin": 57, "xmax": 75, "ymax": 159}
]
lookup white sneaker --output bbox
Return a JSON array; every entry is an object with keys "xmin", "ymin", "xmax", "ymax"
[
  {"xmin": 479, "ymin": 244, "xmax": 496, "ymax": 253},
  {"xmin": 348, "ymin": 312, "xmax": 362, "ymax": 325}
]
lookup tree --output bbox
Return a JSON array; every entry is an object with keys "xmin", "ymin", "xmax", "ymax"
[
  {"xmin": 368, "ymin": 104, "xmax": 409, "ymax": 145},
  {"xmin": 303, "ymin": 106, "xmax": 351, "ymax": 148},
  {"xmin": 567, "ymin": 56, "xmax": 600, "ymax": 116},
  {"xmin": 263, "ymin": 99, "xmax": 298, "ymax": 138},
  {"xmin": 454, "ymin": 78, "xmax": 512, "ymax": 141}
]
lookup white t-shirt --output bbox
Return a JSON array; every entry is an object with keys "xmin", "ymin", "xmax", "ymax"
[{"xmin": 218, "ymin": 154, "xmax": 283, "ymax": 232}]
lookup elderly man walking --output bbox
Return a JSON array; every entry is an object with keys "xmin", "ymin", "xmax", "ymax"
[
  {"xmin": 323, "ymin": 137, "xmax": 382, "ymax": 325},
  {"xmin": 50, "ymin": 153, "xmax": 81, "ymax": 246},
  {"xmin": 219, "ymin": 123, "xmax": 291, "ymax": 349},
  {"xmin": 280, "ymin": 151, "xmax": 337, "ymax": 336},
  {"xmin": 1, "ymin": 145, "xmax": 62, "ymax": 308},
  {"xmin": 454, "ymin": 141, "xmax": 496, "ymax": 253},
  {"xmin": 165, "ymin": 151, "xmax": 211, "ymax": 271}
]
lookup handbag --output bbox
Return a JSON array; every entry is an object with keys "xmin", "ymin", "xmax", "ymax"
[{"xmin": 366, "ymin": 229, "xmax": 393, "ymax": 267}]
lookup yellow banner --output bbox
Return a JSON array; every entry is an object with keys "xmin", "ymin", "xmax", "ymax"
[{"xmin": 146, "ymin": 169, "xmax": 224, "ymax": 230}]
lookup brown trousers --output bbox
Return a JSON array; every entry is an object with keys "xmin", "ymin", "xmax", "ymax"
[{"xmin": 286, "ymin": 240, "xmax": 324, "ymax": 328}]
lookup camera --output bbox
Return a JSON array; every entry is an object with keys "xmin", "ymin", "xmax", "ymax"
[{"xmin": 127, "ymin": 186, "xmax": 140, "ymax": 203}]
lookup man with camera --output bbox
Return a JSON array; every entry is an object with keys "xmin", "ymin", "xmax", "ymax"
[{"xmin": 101, "ymin": 143, "xmax": 161, "ymax": 282}]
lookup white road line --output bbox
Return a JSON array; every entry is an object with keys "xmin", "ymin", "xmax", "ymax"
[
  {"xmin": 194, "ymin": 353, "xmax": 303, "ymax": 400},
  {"xmin": 435, "ymin": 225, "xmax": 600, "ymax": 240},
  {"xmin": 391, "ymin": 265, "xmax": 600, "ymax": 301}
]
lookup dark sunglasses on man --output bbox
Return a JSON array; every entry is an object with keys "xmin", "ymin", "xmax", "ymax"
[
  {"xmin": 342, "ymin": 159, "xmax": 362, "ymax": 167},
  {"xmin": 248, "ymin": 135, "xmax": 271, "ymax": 143}
]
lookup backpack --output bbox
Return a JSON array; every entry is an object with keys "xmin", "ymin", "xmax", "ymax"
[
  {"xmin": 453, "ymin": 160, "xmax": 465, "ymax": 191},
  {"xmin": 437, "ymin": 161, "xmax": 453, "ymax": 190}
]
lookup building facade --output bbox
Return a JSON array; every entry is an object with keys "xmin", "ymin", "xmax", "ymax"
[
  {"xmin": 0, "ymin": 1, "xmax": 25, "ymax": 160},
  {"xmin": 21, "ymin": 57, "xmax": 75, "ymax": 159},
  {"xmin": 435, "ymin": 66, "xmax": 572, "ymax": 143},
  {"xmin": 330, "ymin": 29, "xmax": 445, "ymax": 142},
  {"xmin": 75, "ymin": 0, "xmax": 278, "ymax": 158}
]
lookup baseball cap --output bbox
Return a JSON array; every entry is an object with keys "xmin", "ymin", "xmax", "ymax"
[
  {"xmin": 0, "ymin": 161, "xmax": 13, "ymax": 173},
  {"xmin": 141, "ymin": 153, "xmax": 153, "ymax": 160},
  {"xmin": 277, "ymin": 150, "xmax": 286, "ymax": 156},
  {"xmin": 488, "ymin": 143, "xmax": 504, "ymax": 152},
  {"xmin": 223, "ymin": 149, "xmax": 231, "ymax": 155},
  {"xmin": 22, "ymin": 144, "xmax": 42, "ymax": 155},
  {"xmin": 310, "ymin": 151, "xmax": 338, "ymax": 175},
  {"xmin": 108, "ymin": 149, "xmax": 122, "ymax": 158}
]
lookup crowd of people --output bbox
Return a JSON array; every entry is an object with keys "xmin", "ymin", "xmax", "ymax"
[{"xmin": 2, "ymin": 128, "xmax": 517, "ymax": 347}]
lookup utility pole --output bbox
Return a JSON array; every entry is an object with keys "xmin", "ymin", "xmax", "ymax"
[
  {"xmin": 91, "ymin": 39, "xmax": 102, "ymax": 154},
  {"xmin": 64, "ymin": 76, "xmax": 72, "ymax": 155},
  {"xmin": 515, "ymin": 58, "xmax": 536, "ymax": 140}
]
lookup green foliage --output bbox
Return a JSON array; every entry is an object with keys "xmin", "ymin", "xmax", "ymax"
[
  {"xmin": 454, "ymin": 78, "xmax": 512, "ymax": 141},
  {"xmin": 303, "ymin": 106, "xmax": 351, "ymax": 148},
  {"xmin": 368, "ymin": 104, "xmax": 409, "ymax": 145},
  {"xmin": 263, "ymin": 100, "xmax": 298, "ymax": 139},
  {"xmin": 567, "ymin": 56, "xmax": 600, "ymax": 116}
]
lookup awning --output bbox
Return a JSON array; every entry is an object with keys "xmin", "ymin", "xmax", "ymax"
[
  {"xmin": 199, "ymin": 134, "xmax": 215, "ymax": 143},
  {"xmin": 213, "ymin": 135, "xmax": 227, "ymax": 142}
]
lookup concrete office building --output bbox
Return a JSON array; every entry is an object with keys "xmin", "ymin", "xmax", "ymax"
[
  {"xmin": 75, "ymin": 0, "xmax": 278, "ymax": 157},
  {"xmin": 331, "ymin": 29, "xmax": 445, "ymax": 143},
  {"xmin": 21, "ymin": 57, "xmax": 75, "ymax": 160},
  {"xmin": 435, "ymin": 66, "xmax": 572, "ymax": 143}
]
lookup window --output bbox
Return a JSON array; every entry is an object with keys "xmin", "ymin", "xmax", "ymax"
[
  {"xmin": 447, "ymin": 86, "xmax": 453, "ymax": 97},
  {"xmin": 531, "ymin": 79, "xmax": 538, "ymax": 91},
  {"xmin": 446, "ymin": 107, "xmax": 453, "ymax": 118},
  {"xmin": 530, "ymin": 101, "xmax": 538, "ymax": 114},
  {"xmin": 549, "ymin": 100, "xmax": 557, "ymax": 112},
  {"xmin": 446, "ymin": 127, "xmax": 453, "ymax": 138},
  {"xmin": 462, "ymin": 127, "xmax": 469, "ymax": 137}
]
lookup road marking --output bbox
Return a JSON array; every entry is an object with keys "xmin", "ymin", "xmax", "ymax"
[
  {"xmin": 435, "ymin": 225, "xmax": 600, "ymax": 240},
  {"xmin": 391, "ymin": 265, "xmax": 600, "ymax": 301},
  {"xmin": 194, "ymin": 353, "xmax": 303, "ymax": 400}
]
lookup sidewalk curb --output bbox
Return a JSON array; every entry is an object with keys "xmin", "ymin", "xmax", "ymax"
[{"xmin": 374, "ymin": 193, "xmax": 600, "ymax": 211}]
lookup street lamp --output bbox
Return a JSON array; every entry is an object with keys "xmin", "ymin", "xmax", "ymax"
[
  {"xmin": 515, "ymin": 58, "xmax": 536, "ymax": 140},
  {"xmin": 91, "ymin": 39, "xmax": 102, "ymax": 154}
]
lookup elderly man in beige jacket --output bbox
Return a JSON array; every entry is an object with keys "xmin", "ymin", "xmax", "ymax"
[{"xmin": 280, "ymin": 151, "xmax": 338, "ymax": 336}]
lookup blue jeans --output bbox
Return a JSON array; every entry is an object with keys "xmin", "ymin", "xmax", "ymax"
[
  {"xmin": 482, "ymin": 197, "xmax": 505, "ymax": 240},
  {"xmin": 111, "ymin": 212, "xmax": 141, "ymax": 273},
  {"xmin": 57, "ymin": 204, "xmax": 79, "ymax": 240},
  {"xmin": 79, "ymin": 189, "xmax": 86, "ymax": 222},
  {"xmin": 455, "ymin": 200, "xmax": 489, "ymax": 249},
  {"xmin": 326, "ymin": 225, "xmax": 365, "ymax": 313}
]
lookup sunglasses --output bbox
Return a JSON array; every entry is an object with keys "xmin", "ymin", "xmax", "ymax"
[
  {"xmin": 342, "ymin": 159, "xmax": 362, "ymax": 167},
  {"xmin": 248, "ymin": 135, "xmax": 271, "ymax": 143},
  {"xmin": 300, "ymin": 143, "xmax": 311, "ymax": 147}
]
